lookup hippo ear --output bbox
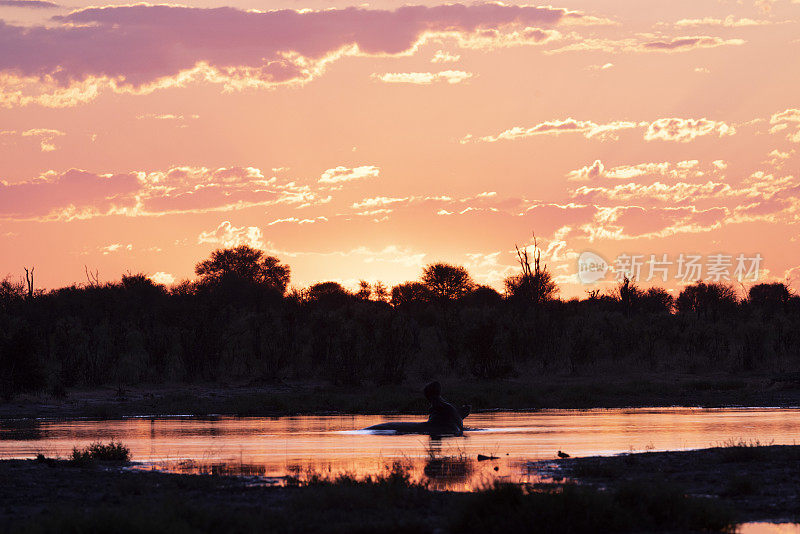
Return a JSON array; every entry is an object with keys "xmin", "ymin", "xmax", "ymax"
[{"xmin": 460, "ymin": 404, "xmax": 471, "ymax": 418}]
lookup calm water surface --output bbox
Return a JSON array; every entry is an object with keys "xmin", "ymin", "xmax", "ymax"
[{"xmin": 1, "ymin": 408, "xmax": 799, "ymax": 491}]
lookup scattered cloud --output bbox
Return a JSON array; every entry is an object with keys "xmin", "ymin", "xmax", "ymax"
[
  {"xmin": 567, "ymin": 159, "xmax": 605, "ymax": 181},
  {"xmin": 453, "ymin": 27, "xmax": 561, "ymax": 49},
  {"xmin": 464, "ymin": 118, "xmax": 641, "ymax": 143},
  {"xmin": 548, "ymin": 34, "xmax": 744, "ymax": 54},
  {"xmin": 572, "ymin": 181, "xmax": 734, "ymax": 203},
  {"xmin": 643, "ymin": 118, "xmax": 735, "ymax": 143},
  {"xmin": 100, "ymin": 243, "xmax": 132, "ymax": 255},
  {"xmin": 567, "ymin": 159, "xmax": 715, "ymax": 182},
  {"xmin": 149, "ymin": 272, "xmax": 175, "ymax": 285},
  {"xmin": 136, "ymin": 113, "xmax": 199, "ymax": 121},
  {"xmin": 640, "ymin": 36, "xmax": 746, "ymax": 52},
  {"xmin": 267, "ymin": 216, "xmax": 327, "ymax": 226},
  {"xmin": 431, "ymin": 50, "xmax": 460, "ymax": 63},
  {"xmin": 467, "ymin": 117, "xmax": 735, "ymax": 144},
  {"xmin": 675, "ymin": 16, "xmax": 770, "ymax": 27},
  {"xmin": 198, "ymin": 221, "xmax": 264, "ymax": 248},
  {"xmin": 21, "ymin": 128, "xmax": 65, "ymax": 151},
  {"xmin": 372, "ymin": 70, "xmax": 473, "ymax": 85},
  {"xmin": 587, "ymin": 62, "xmax": 614, "ymax": 70},
  {"xmin": 319, "ymin": 165, "xmax": 380, "ymax": 184},
  {"xmin": 571, "ymin": 168, "xmax": 800, "ymax": 211},
  {"xmin": 351, "ymin": 196, "xmax": 410, "ymax": 209},
  {"xmin": 770, "ymin": 108, "xmax": 800, "ymax": 142},
  {"xmin": 766, "ymin": 148, "xmax": 794, "ymax": 167}
]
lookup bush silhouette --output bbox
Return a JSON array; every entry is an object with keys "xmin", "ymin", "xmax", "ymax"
[
  {"xmin": 195, "ymin": 245, "xmax": 290, "ymax": 294},
  {"xmin": 421, "ymin": 263, "xmax": 475, "ymax": 301}
]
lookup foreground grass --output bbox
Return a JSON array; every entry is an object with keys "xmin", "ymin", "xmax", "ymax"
[
  {"xmin": 452, "ymin": 481, "xmax": 733, "ymax": 534},
  {"xmin": 1, "ymin": 459, "xmax": 735, "ymax": 534}
]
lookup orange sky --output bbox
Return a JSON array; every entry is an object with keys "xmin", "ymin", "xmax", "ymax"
[{"xmin": 1, "ymin": 0, "xmax": 798, "ymax": 297}]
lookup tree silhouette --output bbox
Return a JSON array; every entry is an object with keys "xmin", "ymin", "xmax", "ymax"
[
  {"xmin": 748, "ymin": 282, "xmax": 791, "ymax": 317},
  {"xmin": 614, "ymin": 276, "xmax": 643, "ymax": 316},
  {"xmin": 356, "ymin": 280, "xmax": 372, "ymax": 301},
  {"xmin": 748, "ymin": 282, "xmax": 790, "ymax": 307},
  {"xmin": 676, "ymin": 281, "xmax": 738, "ymax": 319},
  {"xmin": 390, "ymin": 282, "xmax": 432, "ymax": 306},
  {"xmin": 504, "ymin": 238, "xmax": 557, "ymax": 304},
  {"xmin": 641, "ymin": 287, "xmax": 674, "ymax": 314},
  {"xmin": 421, "ymin": 263, "xmax": 474, "ymax": 301},
  {"xmin": 305, "ymin": 281, "xmax": 352, "ymax": 306},
  {"xmin": 463, "ymin": 285, "xmax": 503, "ymax": 306},
  {"xmin": 195, "ymin": 245, "xmax": 290, "ymax": 293},
  {"xmin": 373, "ymin": 281, "xmax": 389, "ymax": 303}
]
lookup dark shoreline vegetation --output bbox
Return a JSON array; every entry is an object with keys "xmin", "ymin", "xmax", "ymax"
[
  {"xmin": 3, "ymin": 375, "xmax": 800, "ymax": 420},
  {"xmin": 6, "ymin": 443, "xmax": 800, "ymax": 532},
  {"xmin": 3, "ymin": 244, "xmax": 800, "ymax": 416},
  {"xmin": 7, "ymin": 444, "xmax": 779, "ymax": 534}
]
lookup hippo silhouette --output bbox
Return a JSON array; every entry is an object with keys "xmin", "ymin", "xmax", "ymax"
[{"xmin": 363, "ymin": 381, "xmax": 471, "ymax": 436}]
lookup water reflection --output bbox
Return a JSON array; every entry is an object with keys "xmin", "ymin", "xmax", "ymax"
[
  {"xmin": 422, "ymin": 437, "xmax": 474, "ymax": 490},
  {"xmin": 0, "ymin": 408, "xmax": 798, "ymax": 491},
  {"xmin": 738, "ymin": 523, "xmax": 800, "ymax": 533},
  {"xmin": 0, "ymin": 419, "xmax": 42, "ymax": 441}
]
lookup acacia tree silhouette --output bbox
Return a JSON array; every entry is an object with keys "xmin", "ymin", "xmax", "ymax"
[
  {"xmin": 195, "ymin": 245, "xmax": 290, "ymax": 293},
  {"xmin": 421, "ymin": 263, "xmax": 474, "ymax": 301}
]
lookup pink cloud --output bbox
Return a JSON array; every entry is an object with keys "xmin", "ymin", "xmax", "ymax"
[
  {"xmin": 0, "ymin": 0, "xmax": 58, "ymax": 7},
  {"xmin": 642, "ymin": 36, "xmax": 745, "ymax": 51},
  {"xmin": 586, "ymin": 205, "xmax": 729, "ymax": 240},
  {"xmin": 0, "ymin": 166, "xmax": 327, "ymax": 220},
  {"xmin": 0, "ymin": 3, "xmax": 580, "ymax": 106},
  {"xmin": 0, "ymin": 169, "xmax": 140, "ymax": 219}
]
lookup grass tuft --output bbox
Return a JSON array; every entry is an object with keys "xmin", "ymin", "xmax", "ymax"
[
  {"xmin": 70, "ymin": 441, "xmax": 131, "ymax": 464},
  {"xmin": 716, "ymin": 439, "xmax": 773, "ymax": 462}
]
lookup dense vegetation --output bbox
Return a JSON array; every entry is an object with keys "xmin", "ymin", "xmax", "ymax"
[{"xmin": 2, "ymin": 244, "xmax": 799, "ymax": 399}]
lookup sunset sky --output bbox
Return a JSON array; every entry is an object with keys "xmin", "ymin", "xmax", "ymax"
[{"xmin": 1, "ymin": 0, "xmax": 798, "ymax": 297}]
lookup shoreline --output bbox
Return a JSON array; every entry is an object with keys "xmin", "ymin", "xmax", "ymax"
[
  {"xmin": 2, "ymin": 374, "xmax": 800, "ymax": 421},
  {"xmin": 553, "ymin": 445, "xmax": 800, "ymax": 524},
  {"xmin": 2, "ymin": 445, "xmax": 798, "ymax": 531}
]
